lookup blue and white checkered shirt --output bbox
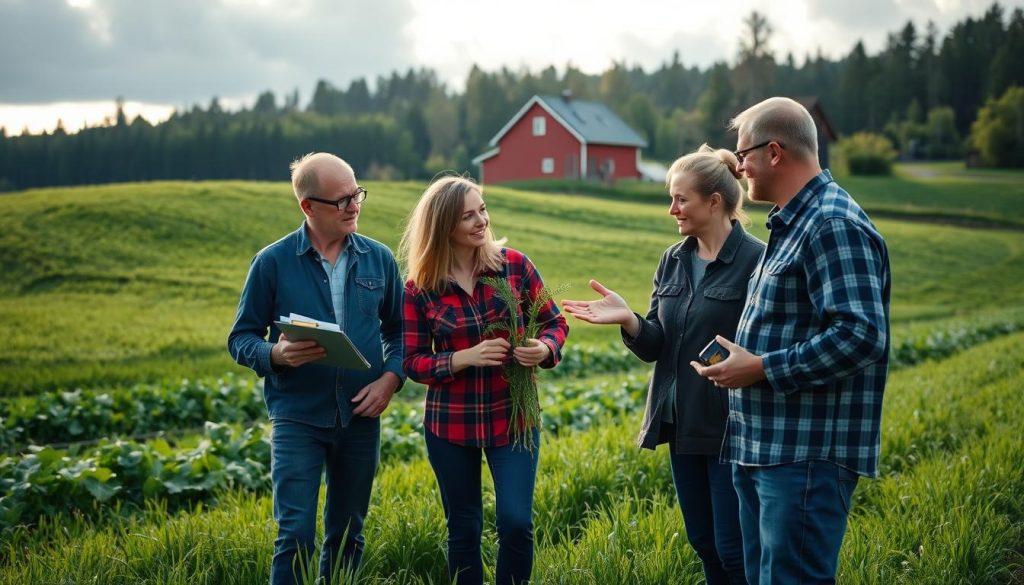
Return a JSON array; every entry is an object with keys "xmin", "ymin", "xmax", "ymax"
[{"xmin": 724, "ymin": 170, "xmax": 891, "ymax": 478}]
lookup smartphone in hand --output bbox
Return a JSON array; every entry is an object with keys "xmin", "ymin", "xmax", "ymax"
[{"xmin": 698, "ymin": 339, "xmax": 730, "ymax": 366}]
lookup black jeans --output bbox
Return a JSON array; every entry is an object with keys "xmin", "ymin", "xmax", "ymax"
[
  {"xmin": 424, "ymin": 426, "xmax": 540, "ymax": 585},
  {"xmin": 670, "ymin": 452, "xmax": 747, "ymax": 585}
]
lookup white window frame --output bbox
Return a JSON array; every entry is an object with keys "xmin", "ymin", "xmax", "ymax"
[
  {"xmin": 541, "ymin": 157, "xmax": 555, "ymax": 174},
  {"xmin": 532, "ymin": 116, "xmax": 546, "ymax": 136}
]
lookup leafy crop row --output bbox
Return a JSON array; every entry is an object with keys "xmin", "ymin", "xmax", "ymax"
[
  {"xmin": 0, "ymin": 374, "xmax": 647, "ymax": 529},
  {"xmin": 0, "ymin": 422, "xmax": 268, "ymax": 528},
  {"xmin": 0, "ymin": 375, "xmax": 264, "ymax": 452},
  {"xmin": 0, "ymin": 346, "xmax": 643, "ymax": 451},
  {"xmin": 889, "ymin": 319, "xmax": 1024, "ymax": 368},
  {"xmin": 22, "ymin": 325, "xmax": 1016, "ymax": 532},
  {"xmin": 7, "ymin": 310, "xmax": 1021, "ymax": 452},
  {"xmin": 3, "ymin": 334, "xmax": 1023, "ymax": 584}
]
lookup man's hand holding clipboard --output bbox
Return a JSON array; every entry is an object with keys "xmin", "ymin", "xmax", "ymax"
[{"xmin": 272, "ymin": 313, "xmax": 371, "ymax": 370}]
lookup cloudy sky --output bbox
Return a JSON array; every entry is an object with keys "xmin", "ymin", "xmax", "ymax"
[{"xmin": 1, "ymin": 0, "xmax": 1019, "ymax": 133}]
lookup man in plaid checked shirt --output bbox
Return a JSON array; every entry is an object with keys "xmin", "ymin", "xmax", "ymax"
[{"xmin": 692, "ymin": 98, "xmax": 891, "ymax": 584}]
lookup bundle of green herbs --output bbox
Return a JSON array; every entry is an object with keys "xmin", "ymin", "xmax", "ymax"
[{"xmin": 480, "ymin": 276, "xmax": 567, "ymax": 451}]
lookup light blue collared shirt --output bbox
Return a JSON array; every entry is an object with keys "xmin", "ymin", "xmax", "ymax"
[{"xmin": 317, "ymin": 247, "xmax": 349, "ymax": 332}]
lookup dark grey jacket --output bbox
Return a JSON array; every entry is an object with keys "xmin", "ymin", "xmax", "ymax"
[{"xmin": 623, "ymin": 221, "xmax": 765, "ymax": 454}]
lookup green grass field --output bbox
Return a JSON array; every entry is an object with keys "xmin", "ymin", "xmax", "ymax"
[
  {"xmin": 510, "ymin": 161, "xmax": 1024, "ymax": 229},
  {"xmin": 2, "ymin": 335, "xmax": 1022, "ymax": 584},
  {"xmin": 1, "ymin": 163, "xmax": 1023, "ymax": 394},
  {"xmin": 1, "ymin": 163, "xmax": 1023, "ymax": 583},
  {"xmin": 842, "ymin": 162, "xmax": 1024, "ymax": 228}
]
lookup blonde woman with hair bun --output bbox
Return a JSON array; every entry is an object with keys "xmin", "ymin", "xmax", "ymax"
[{"xmin": 563, "ymin": 144, "xmax": 764, "ymax": 585}]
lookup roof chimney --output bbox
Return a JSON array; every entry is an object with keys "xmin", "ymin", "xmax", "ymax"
[{"xmin": 561, "ymin": 89, "xmax": 572, "ymax": 103}]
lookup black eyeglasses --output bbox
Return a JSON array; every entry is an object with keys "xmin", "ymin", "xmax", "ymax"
[
  {"xmin": 305, "ymin": 187, "xmax": 368, "ymax": 210},
  {"xmin": 733, "ymin": 141, "xmax": 783, "ymax": 164}
]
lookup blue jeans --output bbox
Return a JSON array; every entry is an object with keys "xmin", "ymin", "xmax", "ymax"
[
  {"xmin": 732, "ymin": 460, "xmax": 859, "ymax": 585},
  {"xmin": 269, "ymin": 416, "xmax": 380, "ymax": 585},
  {"xmin": 424, "ymin": 426, "xmax": 540, "ymax": 585},
  {"xmin": 669, "ymin": 453, "xmax": 747, "ymax": 585}
]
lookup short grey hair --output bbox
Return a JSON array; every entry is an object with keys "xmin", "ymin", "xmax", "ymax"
[
  {"xmin": 289, "ymin": 152, "xmax": 353, "ymax": 200},
  {"xmin": 729, "ymin": 97, "xmax": 818, "ymax": 162}
]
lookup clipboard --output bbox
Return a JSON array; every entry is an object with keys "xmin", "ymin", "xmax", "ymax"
[{"xmin": 274, "ymin": 320, "xmax": 371, "ymax": 370}]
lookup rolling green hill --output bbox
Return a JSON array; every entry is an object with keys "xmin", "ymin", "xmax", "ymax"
[
  {"xmin": 1, "ymin": 172, "xmax": 1022, "ymax": 394},
  {"xmin": 511, "ymin": 162, "xmax": 1024, "ymax": 229}
]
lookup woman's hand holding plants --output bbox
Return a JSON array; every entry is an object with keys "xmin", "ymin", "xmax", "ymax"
[
  {"xmin": 513, "ymin": 338, "xmax": 551, "ymax": 367},
  {"xmin": 453, "ymin": 338, "xmax": 511, "ymax": 372}
]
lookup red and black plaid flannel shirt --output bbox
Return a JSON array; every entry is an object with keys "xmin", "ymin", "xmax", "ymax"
[{"xmin": 403, "ymin": 248, "xmax": 569, "ymax": 447}]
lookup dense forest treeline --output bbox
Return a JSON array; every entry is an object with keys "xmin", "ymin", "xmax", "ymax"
[{"xmin": 1, "ymin": 4, "xmax": 1022, "ymax": 191}]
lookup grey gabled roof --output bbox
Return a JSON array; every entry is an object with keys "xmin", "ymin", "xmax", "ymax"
[{"xmin": 488, "ymin": 94, "xmax": 647, "ymax": 148}]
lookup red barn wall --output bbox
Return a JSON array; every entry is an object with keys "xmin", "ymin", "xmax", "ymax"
[
  {"xmin": 586, "ymin": 144, "xmax": 640, "ymax": 180},
  {"xmin": 481, "ymin": 103, "xmax": 581, "ymax": 184}
]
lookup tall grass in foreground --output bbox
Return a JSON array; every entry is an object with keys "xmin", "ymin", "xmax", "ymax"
[{"xmin": 2, "ymin": 335, "xmax": 1023, "ymax": 583}]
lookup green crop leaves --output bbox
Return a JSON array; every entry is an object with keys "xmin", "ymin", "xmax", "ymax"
[
  {"xmin": 0, "ymin": 423, "xmax": 270, "ymax": 529},
  {"xmin": 0, "ymin": 374, "xmax": 264, "ymax": 451}
]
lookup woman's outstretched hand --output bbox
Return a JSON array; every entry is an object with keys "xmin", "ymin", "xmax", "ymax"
[{"xmin": 561, "ymin": 279, "xmax": 635, "ymax": 327}]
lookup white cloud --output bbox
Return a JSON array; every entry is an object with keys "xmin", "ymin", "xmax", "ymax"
[
  {"xmin": 0, "ymin": 0, "xmax": 416, "ymax": 104},
  {"xmin": 405, "ymin": 0, "xmax": 1024, "ymax": 86},
  {"xmin": 1, "ymin": 0, "xmax": 1022, "ymax": 128},
  {"xmin": 406, "ymin": 0, "xmax": 740, "ymax": 83}
]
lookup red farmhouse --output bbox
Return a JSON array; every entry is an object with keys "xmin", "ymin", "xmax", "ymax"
[{"xmin": 472, "ymin": 92, "xmax": 647, "ymax": 184}]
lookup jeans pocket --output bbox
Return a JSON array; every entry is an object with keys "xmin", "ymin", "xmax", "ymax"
[{"xmin": 836, "ymin": 465, "xmax": 859, "ymax": 514}]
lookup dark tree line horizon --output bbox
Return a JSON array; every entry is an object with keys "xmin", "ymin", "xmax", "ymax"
[{"xmin": 1, "ymin": 3, "xmax": 1022, "ymax": 192}]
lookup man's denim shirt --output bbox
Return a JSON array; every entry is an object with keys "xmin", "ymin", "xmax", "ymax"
[{"xmin": 228, "ymin": 224, "xmax": 405, "ymax": 428}]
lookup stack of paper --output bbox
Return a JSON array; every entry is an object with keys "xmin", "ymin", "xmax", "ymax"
[{"xmin": 279, "ymin": 312, "xmax": 341, "ymax": 331}]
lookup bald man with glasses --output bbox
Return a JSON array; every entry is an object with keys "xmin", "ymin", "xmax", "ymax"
[
  {"xmin": 229, "ymin": 152, "xmax": 405, "ymax": 584},
  {"xmin": 692, "ymin": 98, "xmax": 891, "ymax": 584}
]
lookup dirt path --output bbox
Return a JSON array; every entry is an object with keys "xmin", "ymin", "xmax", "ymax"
[
  {"xmin": 867, "ymin": 209, "xmax": 1024, "ymax": 231},
  {"xmin": 899, "ymin": 163, "xmax": 1022, "ymax": 183}
]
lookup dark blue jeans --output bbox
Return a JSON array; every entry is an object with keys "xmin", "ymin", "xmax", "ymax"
[
  {"xmin": 669, "ymin": 453, "xmax": 747, "ymax": 585},
  {"xmin": 424, "ymin": 426, "xmax": 540, "ymax": 585},
  {"xmin": 269, "ymin": 416, "xmax": 380, "ymax": 585},
  {"xmin": 733, "ymin": 460, "xmax": 860, "ymax": 585}
]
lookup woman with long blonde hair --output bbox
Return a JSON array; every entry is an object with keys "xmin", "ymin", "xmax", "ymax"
[{"xmin": 399, "ymin": 175, "xmax": 568, "ymax": 585}]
